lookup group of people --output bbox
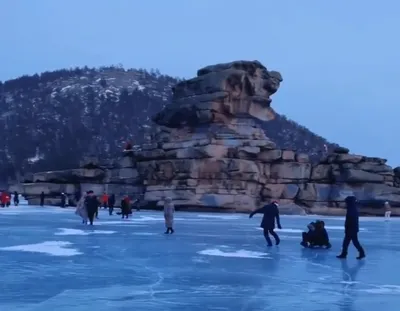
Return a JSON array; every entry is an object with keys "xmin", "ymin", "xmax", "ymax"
[
  {"xmin": 74, "ymin": 192, "xmax": 176, "ymax": 233},
  {"xmin": 249, "ymin": 195, "xmax": 366, "ymax": 260},
  {"xmin": 0, "ymin": 191, "xmax": 19, "ymax": 207}
]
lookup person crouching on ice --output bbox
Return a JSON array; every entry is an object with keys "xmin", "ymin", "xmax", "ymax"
[
  {"xmin": 384, "ymin": 201, "xmax": 392, "ymax": 220},
  {"xmin": 249, "ymin": 201, "xmax": 282, "ymax": 246},
  {"xmin": 301, "ymin": 220, "xmax": 331, "ymax": 249},
  {"xmin": 164, "ymin": 197, "xmax": 175, "ymax": 234}
]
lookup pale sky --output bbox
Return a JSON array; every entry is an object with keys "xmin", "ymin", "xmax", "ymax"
[{"xmin": 1, "ymin": 0, "xmax": 398, "ymax": 166}]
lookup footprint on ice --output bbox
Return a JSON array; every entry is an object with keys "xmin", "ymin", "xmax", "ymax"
[
  {"xmin": 198, "ymin": 248, "xmax": 270, "ymax": 259},
  {"xmin": 0, "ymin": 241, "xmax": 82, "ymax": 256}
]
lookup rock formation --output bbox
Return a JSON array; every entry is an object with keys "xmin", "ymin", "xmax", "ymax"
[
  {"xmin": 10, "ymin": 60, "xmax": 400, "ymax": 215},
  {"xmin": 12, "ymin": 156, "xmax": 143, "ymax": 206}
]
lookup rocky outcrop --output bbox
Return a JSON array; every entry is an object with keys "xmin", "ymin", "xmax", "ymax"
[
  {"xmin": 11, "ymin": 60, "xmax": 400, "ymax": 215},
  {"xmin": 132, "ymin": 61, "xmax": 400, "ymax": 214},
  {"xmin": 11, "ymin": 156, "xmax": 143, "ymax": 206}
]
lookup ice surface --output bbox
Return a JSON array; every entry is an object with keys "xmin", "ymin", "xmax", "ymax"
[{"xmin": 0, "ymin": 206, "xmax": 400, "ymax": 311}]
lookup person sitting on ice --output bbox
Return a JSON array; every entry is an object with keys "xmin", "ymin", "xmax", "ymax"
[{"xmin": 301, "ymin": 220, "xmax": 331, "ymax": 249}]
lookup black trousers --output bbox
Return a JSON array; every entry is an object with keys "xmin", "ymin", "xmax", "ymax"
[
  {"xmin": 302, "ymin": 232, "xmax": 329, "ymax": 246},
  {"xmin": 87, "ymin": 211, "xmax": 95, "ymax": 225},
  {"xmin": 341, "ymin": 232, "xmax": 365, "ymax": 254},
  {"xmin": 263, "ymin": 228, "xmax": 280, "ymax": 246}
]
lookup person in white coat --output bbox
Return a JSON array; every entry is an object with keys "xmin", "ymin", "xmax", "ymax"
[
  {"xmin": 163, "ymin": 197, "xmax": 175, "ymax": 234},
  {"xmin": 75, "ymin": 194, "xmax": 88, "ymax": 224},
  {"xmin": 384, "ymin": 201, "xmax": 392, "ymax": 220}
]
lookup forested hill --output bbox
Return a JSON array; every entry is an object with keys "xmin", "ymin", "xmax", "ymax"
[{"xmin": 0, "ymin": 66, "xmax": 337, "ymax": 183}]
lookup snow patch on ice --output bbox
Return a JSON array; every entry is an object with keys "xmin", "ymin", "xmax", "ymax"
[
  {"xmin": 198, "ymin": 248, "xmax": 269, "ymax": 259},
  {"xmin": 0, "ymin": 241, "xmax": 82, "ymax": 257},
  {"xmin": 359, "ymin": 285, "xmax": 400, "ymax": 294},
  {"xmin": 55, "ymin": 228, "xmax": 116, "ymax": 236}
]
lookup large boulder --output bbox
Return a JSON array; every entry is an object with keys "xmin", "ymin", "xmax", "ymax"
[{"xmin": 152, "ymin": 60, "xmax": 282, "ymax": 128}]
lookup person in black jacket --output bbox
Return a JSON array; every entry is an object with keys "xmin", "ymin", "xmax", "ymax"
[
  {"xmin": 108, "ymin": 194, "xmax": 115, "ymax": 215},
  {"xmin": 40, "ymin": 191, "xmax": 45, "ymax": 206},
  {"xmin": 301, "ymin": 220, "xmax": 331, "ymax": 249},
  {"xmin": 337, "ymin": 196, "xmax": 366, "ymax": 260},
  {"xmin": 85, "ymin": 191, "xmax": 99, "ymax": 225},
  {"xmin": 249, "ymin": 201, "xmax": 282, "ymax": 246},
  {"xmin": 13, "ymin": 191, "xmax": 19, "ymax": 206},
  {"xmin": 60, "ymin": 193, "xmax": 67, "ymax": 208}
]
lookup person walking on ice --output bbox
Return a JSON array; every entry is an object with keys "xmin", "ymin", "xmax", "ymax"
[
  {"xmin": 337, "ymin": 196, "xmax": 366, "ymax": 260},
  {"xmin": 75, "ymin": 193, "xmax": 88, "ymax": 224},
  {"xmin": 384, "ymin": 201, "xmax": 392, "ymax": 220},
  {"xmin": 163, "ymin": 197, "xmax": 175, "ymax": 234},
  {"xmin": 249, "ymin": 201, "xmax": 282, "ymax": 246}
]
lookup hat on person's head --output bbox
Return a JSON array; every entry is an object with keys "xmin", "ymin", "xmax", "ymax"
[
  {"xmin": 271, "ymin": 200, "xmax": 279, "ymax": 206},
  {"xmin": 345, "ymin": 195, "xmax": 357, "ymax": 205}
]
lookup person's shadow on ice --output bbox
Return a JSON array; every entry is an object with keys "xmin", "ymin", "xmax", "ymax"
[{"xmin": 337, "ymin": 260, "xmax": 365, "ymax": 311}]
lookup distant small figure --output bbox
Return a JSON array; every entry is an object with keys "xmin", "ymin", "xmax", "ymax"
[
  {"xmin": 124, "ymin": 142, "xmax": 132, "ymax": 151},
  {"xmin": 163, "ymin": 197, "xmax": 175, "ymax": 234},
  {"xmin": 249, "ymin": 201, "xmax": 282, "ymax": 246},
  {"xmin": 40, "ymin": 191, "xmax": 45, "ymax": 206},
  {"xmin": 301, "ymin": 220, "xmax": 331, "ymax": 249},
  {"xmin": 85, "ymin": 191, "xmax": 98, "ymax": 225},
  {"xmin": 101, "ymin": 192, "xmax": 109, "ymax": 209},
  {"xmin": 13, "ymin": 191, "xmax": 19, "ymax": 206},
  {"xmin": 384, "ymin": 201, "xmax": 392, "ymax": 220},
  {"xmin": 1, "ymin": 191, "xmax": 7, "ymax": 207},
  {"xmin": 108, "ymin": 194, "xmax": 115, "ymax": 215},
  {"xmin": 337, "ymin": 196, "xmax": 366, "ymax": 260},
  {"xmin": 75, "ymin": 194, "xmax": 88, "ymax": 224},
  {"xmin": 5, "ymin": 194, "xmax": 10, "ymax": 207},
  {"xmin": 60, "ymin": 193, "xmax": 67, "ymax": 208},
  {"xmin": 121, "ymin": 195, "xmax": 131, "ymax": 219},
  {"xmin": 74, "ymin": 191, "xmax": 81, "ymax": 203}
]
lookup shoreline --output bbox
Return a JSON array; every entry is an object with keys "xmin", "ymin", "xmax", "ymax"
[{"xmin": 13, "ymin": 204, "xmax": 398, "ymax": 217}]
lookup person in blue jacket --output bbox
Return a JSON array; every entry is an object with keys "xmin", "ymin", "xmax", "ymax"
[
  {"xmin": 337, "ymin": 196, "xmax": 366, "ymax": 260},
  {"xmin": 249, "ymin": 201, "xmax": 282, "ymax": 246}
]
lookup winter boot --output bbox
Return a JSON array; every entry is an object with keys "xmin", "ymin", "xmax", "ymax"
[{"xmin": 336, "ymin": 252, "xmax": 347, "ymax": 259}]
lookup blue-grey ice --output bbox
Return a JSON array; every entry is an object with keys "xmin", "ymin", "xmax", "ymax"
[{"xmin": 0, "ymin": 206, "xmax": 399, "ymax": 311}]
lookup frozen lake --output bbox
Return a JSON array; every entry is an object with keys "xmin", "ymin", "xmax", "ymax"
[{"xmin": 0, "ymin": 206, "xmax": 399, "ymax": 311}]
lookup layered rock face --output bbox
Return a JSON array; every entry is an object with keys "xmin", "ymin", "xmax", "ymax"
[
  {"xmin": 134, "ymin": 60, "xmax": 400, "ymax": 214},
  {"xmin": 135, "ymin": 60, "xmax": 283, "ymax": 211},
  {"xmin": 12, "ymin": 156, "xmax": 143, "ymax": 206}
]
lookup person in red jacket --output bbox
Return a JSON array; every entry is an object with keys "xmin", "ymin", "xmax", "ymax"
[
  {"xmin": 5, "ymin": 194, "xmax": 10, "ymax": 207},
  {"xmin": 1, "ymin": 191, "xmax": 7, "ymax": 207},
  {"xmin": 101, "ymin": 193, "xmax": 109, "ymax": 209}
]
